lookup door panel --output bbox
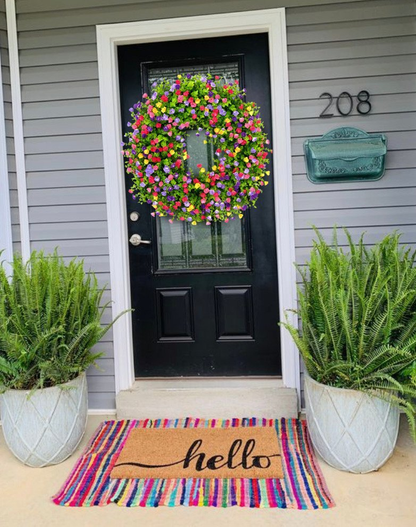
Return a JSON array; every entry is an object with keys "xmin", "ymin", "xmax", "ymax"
[{"xmin": 118, "ymin": 34, "xmax": 281, "ymax": 377}]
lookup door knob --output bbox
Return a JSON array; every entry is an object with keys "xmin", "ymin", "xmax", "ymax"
[{"xmin": 129, "ymin": 234, "xmax": 151, "ymax": 246}]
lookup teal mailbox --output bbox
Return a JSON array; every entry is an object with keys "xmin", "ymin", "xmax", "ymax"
[{"xmin": 304, "ymin": 127, "xmax": 387, "ymax": 184}]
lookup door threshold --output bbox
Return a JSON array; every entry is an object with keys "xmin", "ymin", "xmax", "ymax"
[
  {"xmin": 117, "ymin": 377, "xmax": 297, "ymax": 419},
  {"xmin": 132, "ymin": 377, "xmax": 284, "ymax": 390}
]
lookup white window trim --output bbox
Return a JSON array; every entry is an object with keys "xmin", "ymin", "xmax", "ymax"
[{"xmin": 96, "ymin": 8, "xmax": 300, "ymax": 399}]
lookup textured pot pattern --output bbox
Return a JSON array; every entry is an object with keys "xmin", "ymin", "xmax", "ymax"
[
  {"xmin": 0, "ymin": 373, "xmax": 88, "ymax": 468},
  {"xmin": 304, "ymin": 374, "xmax": 399, "ymax": 473}
]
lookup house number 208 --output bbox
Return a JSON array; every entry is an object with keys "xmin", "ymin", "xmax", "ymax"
[{"xmin": 319, "ymin": 90, "xmax": 371, "ymax": 118}]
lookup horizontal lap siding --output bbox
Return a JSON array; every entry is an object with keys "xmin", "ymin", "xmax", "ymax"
[
  {"xmin": 287, "ymin": 0, "xmax": 416, "ymax": 405},
  {"xmin": 287, "ymin": 2, "xmax": 416, "ymax": 248},
  {"xmin": 14, "ymin": 0, "xmax": 416, "ymax": 410}
]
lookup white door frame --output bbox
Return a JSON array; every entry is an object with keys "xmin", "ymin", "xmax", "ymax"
[{"xmin": 96, "ymin": 8, "xmax": 300, "ymax": 398}]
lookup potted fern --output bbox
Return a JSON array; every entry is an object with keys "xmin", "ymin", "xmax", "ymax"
[
  {"xmin": 282, "ymin": 229, "xmax": 416, "ymax": 473},
  {"xmin": 0, "ymin": 251, "xmax": 126, "ymax": 467}
]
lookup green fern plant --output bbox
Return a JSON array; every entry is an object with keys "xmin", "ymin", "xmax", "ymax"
[
  {"xmin": 281, "ymin": 228, "xmax": 416, "ymax": 440},
  {"xmin": 0, "ymin": 251, "xmax": 128, "ymax": 392}
]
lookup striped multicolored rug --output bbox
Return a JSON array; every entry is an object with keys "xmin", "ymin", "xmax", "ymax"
[{"xmin": 52, "ymin": 418, "xmax": 334, "ymax": 509}]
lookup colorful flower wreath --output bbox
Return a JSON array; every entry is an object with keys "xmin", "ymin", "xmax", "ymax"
[{"xmin": 122, "ymin": 74, "xmax": 271, "ymax": 224}]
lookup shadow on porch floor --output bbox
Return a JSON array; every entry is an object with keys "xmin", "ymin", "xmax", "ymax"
[{"xmin": 0, "ymin": 415, "xmax": 415, "ymax": 527}]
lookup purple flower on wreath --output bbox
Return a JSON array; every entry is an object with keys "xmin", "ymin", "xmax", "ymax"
[
  {"xmin": 163, "ymin": 166, "xmax": 170, "ymax": 174},
  {"xmin": 151, "ymin": 92, "xmax": 157, "ymax": 100},
  {"xmin": 145, "ymin": 165, "xmax": 154, "ymax": 176},
  {"xmin": 169, "ymin": 109, "xmax": 175, "ymax": 114},
  {"xmin": 178, "ymin": 108, "xmax": 185, "ymax": 113}
]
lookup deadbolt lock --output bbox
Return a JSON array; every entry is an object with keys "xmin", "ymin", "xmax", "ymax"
[{"xmin": 130, "ymin": 211, "xmax": 140, "ymax": 222}]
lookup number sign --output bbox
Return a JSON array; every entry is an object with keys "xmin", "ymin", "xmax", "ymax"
[{"xmin": 319, "ymin": 90, "xmax": 371, "ymax": 118}]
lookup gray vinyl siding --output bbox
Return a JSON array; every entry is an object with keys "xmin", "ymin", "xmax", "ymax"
[
  {"xmin": 0, "ymin": 1, "xmax": 19, "ymax": 254},
  {"xmin": 12, "ymin": 0, "xmax": 416, "ymax": 409}
]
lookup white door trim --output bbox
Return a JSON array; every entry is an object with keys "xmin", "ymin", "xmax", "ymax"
[
  {"xmin": 0, "ymin": 24, "xmax": 13, "ymax": 270},
  {"xmin": 96, "ymin": 8, "xmax": 300, "ymax": 399},
  {"xmin": 5, "ymin": 0, "xmax": 30, "ymax": 262}
]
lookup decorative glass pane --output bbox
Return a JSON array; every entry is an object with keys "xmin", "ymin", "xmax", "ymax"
[
  {"xmin": 186, "ymin": 130, "xmax": 214, "ymax": 176},
  {"xmin": 221, "ymin": 219, "xmax": 244, "ymax": 256},
  {"xmin": 157, "ymin": 217, "xmax": 248, "ymax": 270},
  {"xmin": 148, "ymin": 60, "xmax": 248, "ymax": 271},
  {"xmin": 147, "ymin": 62, "xmax": 239, "ymax": 88}
]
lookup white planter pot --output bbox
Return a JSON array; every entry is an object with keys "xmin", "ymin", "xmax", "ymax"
[
  {"xmin": 304, "ymin": 373, "xmax": 399, "ymax": 473},
  {"xmin": 0, "ymin": 373, "xmax": 88, "ymax": 468}
]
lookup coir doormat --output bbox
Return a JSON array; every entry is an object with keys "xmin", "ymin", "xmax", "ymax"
[
  {"xmin": 52, "ymin": 418, "xmax": 335, "ymax": 509},
  {"xmin": 110, "ymin": 426, "xmax": 283, "ymax": 480}
]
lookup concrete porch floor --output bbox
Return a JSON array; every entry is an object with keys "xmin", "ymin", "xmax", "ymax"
[{"xmin": 0, "ymin": 415, "xmax": 415, "ymax": 527}]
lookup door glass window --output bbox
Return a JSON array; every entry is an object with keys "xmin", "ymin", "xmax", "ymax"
[
  {"xmin": 146, "ymin": 61, "xmax": 239, "ymax": 87},
  {"xmin": 145, "ymin": 61, "xmax": 249, "ymax": 271},
  {"xmin": 157, "ymin": 217, "xmax": 248, "ymax": 270}
]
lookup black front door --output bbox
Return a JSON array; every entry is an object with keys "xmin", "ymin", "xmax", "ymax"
[{"xmin": 118, "ymin": 34, "xmax": 281, "ymax": 377}]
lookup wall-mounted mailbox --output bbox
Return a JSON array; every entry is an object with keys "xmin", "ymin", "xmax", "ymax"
[{"xmin": 304, "ymin": 127, "xmax": 387, "ymax": 184}]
